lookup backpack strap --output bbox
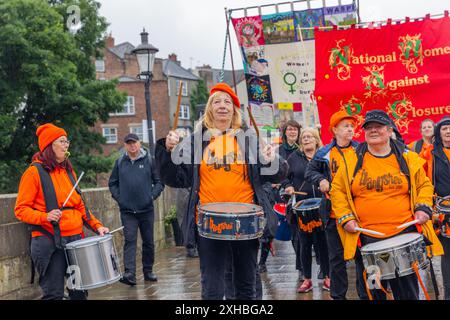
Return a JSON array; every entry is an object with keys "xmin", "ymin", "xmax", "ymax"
[
  {"xmin": 31, "ymin": 163, "xmax": 63, "ymax": 249},
  {"xmin": 414, "ymin": 139, "xmax": 424, "ymax": 154}
]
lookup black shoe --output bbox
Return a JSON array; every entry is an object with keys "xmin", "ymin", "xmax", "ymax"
[
  {"xmin": 258, "ymin": 264, "xmax": 267, "ymax": 273},
  {"xmin": 119, "ymin": 272, "xmax": 136, "ymax": 286},
  {"xmin": 144, "ymin": 272, "xmax": 158, "ymax": 282},
  {"xmin": 186, "ymin": 248, "xmax": 199, "ymax": 258}
]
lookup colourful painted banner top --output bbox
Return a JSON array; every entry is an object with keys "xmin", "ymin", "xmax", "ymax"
[{"xmin": 314, "ymin": 15, "xmax": 450, "ymax": 143}]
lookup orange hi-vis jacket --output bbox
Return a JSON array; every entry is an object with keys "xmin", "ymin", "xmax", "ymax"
[
  {"xmin": 330, "ymin": 148, "xmax": 443, "ymax": 260},
  {"xmin": 15, "ymin": 161, "xmax": 103, "ymax": 237}
]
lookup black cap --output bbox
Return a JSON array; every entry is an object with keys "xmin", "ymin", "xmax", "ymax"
[
  {"xmin": 124, "ymin": 133, "xmax": 139, "ymax": 143},
  {"xmin": 362, "ymin": 110, "xmax": 392, "ymax": 128}
]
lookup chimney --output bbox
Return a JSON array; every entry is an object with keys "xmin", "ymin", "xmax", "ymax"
[
  {"xmin": 168, "ymin": 53, "xmax": 180, "ymax": 65},
  {"xmin": 105, "ymin": 34, "xmax": 115, "ymax": 48}
]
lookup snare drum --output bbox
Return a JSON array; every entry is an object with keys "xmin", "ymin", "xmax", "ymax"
[
  {"xmin": 292, "ymin": 198, "xmax": 323, "ymax": 233},
  {"xmin": 65, "ymin": 234, "xmax": 121, "ymax": 290},
  {"xmin": 273, "ymin": 203, "xmax": 291, "ymax": 241},
  {"xmin": 435, "ymin": 196, "xmax": 450, "ymax": 238},
  {"xmin": 197, "ymin": 202, "xmax": 266, "ymax": 240},
  {"xmin": 360, "ymin": 233, "xmax": 428, "ymax": 280}
]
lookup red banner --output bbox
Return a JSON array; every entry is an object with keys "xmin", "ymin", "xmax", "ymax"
[{"xmin": 314, "ymin": 15, "xmax": 450, "ymax": 143}]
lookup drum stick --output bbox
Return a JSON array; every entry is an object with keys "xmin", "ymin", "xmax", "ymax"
[
  {"xmin": 61, "ymin": 171, "xmax": 85, "ymax": 208},
  {"xmin": 396, "ymin": 219, "xmax": 420, "ymax": 229},
  {"xmin": 108, "ymin": 226, "xmax": 124, "ymax": 234},
  {"xmin": 354, "ymin": 227, "xmax": 385, "ymax": 236},
  {"xmin": 172, "ymin": 82, "xmax": 184, "ymax": 131},
  {"xmin": 293, "ymin": 191, "xmax": 308, "ymax": 196}
]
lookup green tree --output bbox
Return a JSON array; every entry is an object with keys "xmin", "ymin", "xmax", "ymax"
[
  {"xmin": 189, "ymin": 79, "xmax": 209, "ymax": 126},
  {"xmin": 0, "ymin": 0, "xmax": 126, "ymax": 193}
]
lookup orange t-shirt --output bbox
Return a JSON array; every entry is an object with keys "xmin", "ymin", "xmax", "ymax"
[
  {"xmin": 351, "ymin": 152, "xmax": 412, "ymax": 238},
  {"xmin": 197, "ymin": 133, "xmax": 254, "ymax": 221},
  {"xmin": 329, "ymin": 145, "xmax": 353, "ymax": 218},
  {"xmin": 444, "ymin": 147, "xmax": 450, "ymax": 162}
]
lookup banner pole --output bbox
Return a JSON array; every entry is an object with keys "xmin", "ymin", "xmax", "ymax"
[{"xmin": 224, "ymin": 8, "xmax": 238, "ymax": 92}]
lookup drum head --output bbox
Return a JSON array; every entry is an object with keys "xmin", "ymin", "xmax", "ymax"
[
  {"xmin": 273, "ymin": 203, "xmax": 286, "ymax": 216},
  {"xmin": 361, "ymin": 233, "xmax": 422, "ymax": 252},
  {"xmin": 65, "ymin": 234, "xmax": 112, "ymax": 249},
  {"xmin": 293, "ymin": 198, "xmax": 322, "ymax": 211},
  {"xmin": 199, "ymin": 202, "xmax": 262, "ymax": 214}
]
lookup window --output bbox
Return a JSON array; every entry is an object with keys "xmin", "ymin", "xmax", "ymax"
[
  {"xmin": 176, "ymin": 80, "xmax": 188, "ymax": 96},
  {"xmin": 102, "ymin": 127, "xmax": 118, "ymax": 144},
  {"xmin": 95, "ymin": 59, "xmax": 105, "ymax": 72},
  {"xmin": 112, "ymin": 96, "xmax": 135, "ymax": 115},
  {"xmin": 129, "ymin": 125, "xmax": 144, "ymax": 141},
  {"xmin": 179, "ymin": 105, "xmax": 190, "ymax": 120}
]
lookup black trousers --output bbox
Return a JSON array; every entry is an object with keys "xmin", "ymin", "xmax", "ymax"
[
  {"xmin": 121, "ymin": 210, "xmax": 155, "ymax": 275},
  {"xmin": 299, "ymin": 229, "xmax": 329, "ymax": 279},
  {"xmin": 289, "ymin": 222, "xmax": 303, "ymax": 271},
  {"xmin": 225, "ymin": 245, "xmax": 263, "ymax": 300},
  {"xmin": 325, "ymin": 218, "xmax": 368, "ymax": 300},
  {"xmin": 198, "ymin": 236, "xmax": 259, "ymax": 300},
  {"xmin": 439, "ymin": 235, "xmax": 450, "ymax": 300},
  {"xmin": 31, "ymin": 235, "xmax": 87, "ymax": 300}
]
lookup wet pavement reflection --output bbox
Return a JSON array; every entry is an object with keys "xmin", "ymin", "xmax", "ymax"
[{"xmin": 89, "ymin": 239, "xmax": 443, "ymax": 300}]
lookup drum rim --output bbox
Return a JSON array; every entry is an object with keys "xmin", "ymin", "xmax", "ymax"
[
  {"xmin": 360, "ymin": 233, "xmax": 423, "ymax": 252},
  {"xmin": 198, "ymin": 230, "xmax": 263, "ymax": 240},
  {"xmin": 198, "ymin": 202, "xmax": 263, "ymax": 215},
  {"xmin": 436, "ymin": 196, "xmax": 450, "ymax": 212},
  {"xmin": 65, "ymin": 234, "xmax": 113, "ymax": 249},
  {"xmin": 292, "ymin": 198, "xmax": 322, "ymax": 212}
]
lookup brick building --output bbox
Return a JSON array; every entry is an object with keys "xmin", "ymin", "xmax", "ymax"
[{"xmin": 93, "ymin": 36, "xmax": 198, "ymax": 185}]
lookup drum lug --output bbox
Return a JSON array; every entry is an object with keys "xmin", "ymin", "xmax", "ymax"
[{"xmin": 236, "ymin": 220, "xmax": 241, "ymax": 233}]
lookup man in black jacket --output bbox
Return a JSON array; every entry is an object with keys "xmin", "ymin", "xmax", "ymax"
[{"xmin": 109, "ymin": 133, "xmax": 164, "ymax": 285}]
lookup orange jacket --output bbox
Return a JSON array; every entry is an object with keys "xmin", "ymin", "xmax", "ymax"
[{"xmin": 15, "ymin": 161, "xmax": 103, "ymax": 237}]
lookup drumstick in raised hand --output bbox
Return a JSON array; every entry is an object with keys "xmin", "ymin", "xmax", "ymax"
[
  {"xmin": 354, "ymin": 227, "xmax": 385, "ymax": 236},
  {"xmin": 61, "ymin": 171, "xmax": 85, "ymax": 208},
  {"xmin": 396, "ymin": 219, "xmax": 420, "ymax": 229},
  {"xmin": 293, "ymin": 191, "xmax": 308, "ymax": 196}
]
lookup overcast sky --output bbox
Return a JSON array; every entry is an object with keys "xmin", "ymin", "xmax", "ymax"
[{"xmin": 96, "ymin": 0, "xmax": 450, "ymax": 70}]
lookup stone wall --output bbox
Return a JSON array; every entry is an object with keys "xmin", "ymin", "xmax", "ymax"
[{"xmin": 0, "ymin": 187, "xmax": 176, "ymax": 300}]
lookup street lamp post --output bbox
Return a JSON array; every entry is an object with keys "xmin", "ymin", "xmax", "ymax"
[{"xmin": 132, "ymin": 28, "xmax": 159, "ymax": 156}]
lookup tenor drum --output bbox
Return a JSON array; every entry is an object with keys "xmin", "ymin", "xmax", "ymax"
[
  {"xmin": 65, "ymin": 234, "xmax": 121, "ymax": 290},
  {"xmin": 292, "ymin": 198, "xmax": 323, "ymax": 233},
  {"xmin": 360, "ymin": 233, "xmax": 428, "ymax": 280},
  {"xmin": 197, "ymin": 202, "xmax": 266, "ymax": 240}
]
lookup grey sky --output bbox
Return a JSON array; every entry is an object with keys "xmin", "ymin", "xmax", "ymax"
[{"xmin": 97, "ymin": 0, "xmax": 450, "ymax": 71}]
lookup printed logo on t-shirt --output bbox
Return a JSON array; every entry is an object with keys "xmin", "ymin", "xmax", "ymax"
[{"xmin": 359, "ymin": 169, "xmax": 403, "ymax": 192}]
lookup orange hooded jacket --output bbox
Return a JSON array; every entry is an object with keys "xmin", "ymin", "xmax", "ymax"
[{"xmin": 15, "ymin": 161, "xmax": 103, "ymax": 237}]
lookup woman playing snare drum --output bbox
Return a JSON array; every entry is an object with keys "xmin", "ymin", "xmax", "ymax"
[
  {"xmin": 15, "ymin": 123, "xmax": 109, "ymax": 300},
  {"xmin": 155, "ymin": 83, "xmax": 288, "ymax": 299},
  {"xmin": 331, "ymin": 110, "xmax": 443, "ymax": 300},
  {"xmin": 284, "ymin": 128, "xmax": 330, "ymax": 293}
]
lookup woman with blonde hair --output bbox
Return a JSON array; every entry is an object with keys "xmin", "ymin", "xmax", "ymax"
[
  {"xmin": 283, "ymin": 127, "xmax": 330, "ymax": 293},
  {"xmin": 155, "ymin": 83, "xmax": 288, "ymax": 299}
]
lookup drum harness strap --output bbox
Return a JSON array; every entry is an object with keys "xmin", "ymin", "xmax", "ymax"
[{"xmin": 27, "ymin": 163, "xmax": 98, "ymax": 284}]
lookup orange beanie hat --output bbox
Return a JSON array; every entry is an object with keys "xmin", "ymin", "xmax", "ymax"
[
  {"xmin": 210, "ymin": 83, "xmax": 241, "ymax": 108},
  {"xmin": 36, "ymin": 123, "xmax": 67, "ymax": 152},
  {"xmin": 329, "ymin": 110, "xmax": 357, "ymax": 132}
]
